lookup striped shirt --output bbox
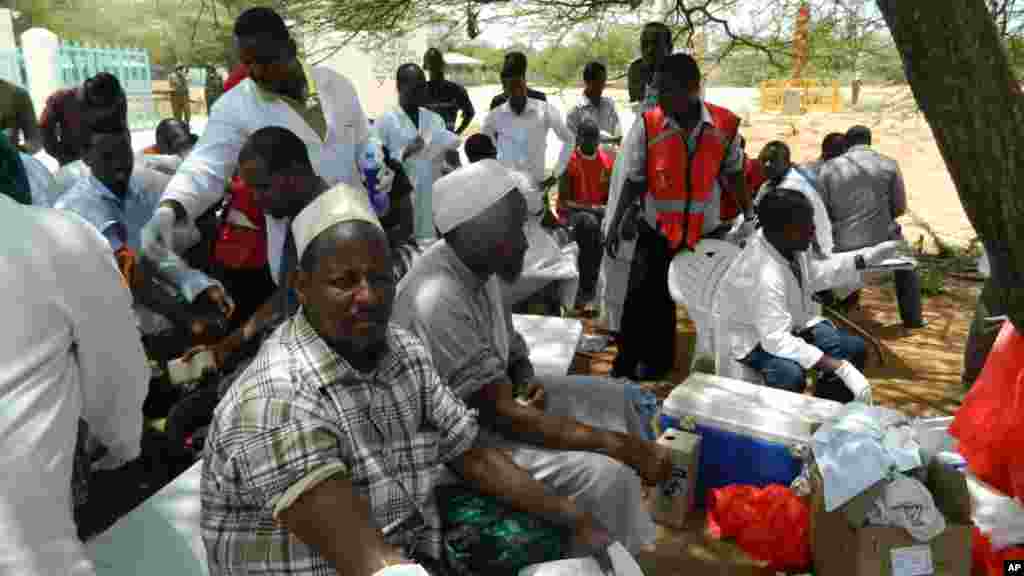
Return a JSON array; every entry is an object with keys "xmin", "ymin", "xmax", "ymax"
[{"xmin": 201, "ymin": 313, "xmax": 479, "ymax": 574}]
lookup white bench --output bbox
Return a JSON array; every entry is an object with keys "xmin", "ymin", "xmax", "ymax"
[{"xmin": 85, "ymin": 314, "xmax": 584, "ymax": 575}]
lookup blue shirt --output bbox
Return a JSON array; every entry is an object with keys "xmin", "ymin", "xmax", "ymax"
[
  {"xmin": 55, "ymin": 167, "xmax": 220, "ymax": 302},
  {"xmin": 56, "ymin": 172, "xmax": 159, "ymax": 251}
]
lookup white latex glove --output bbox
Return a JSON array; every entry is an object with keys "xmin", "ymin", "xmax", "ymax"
[
  {"xmin": 141, "ymin": 205, "xmax": 178, "ymax": 258},
  {"xmin": 861, "ymin": 240, "xmax": 904, "ymax": 267},
  {"xmin": 834, "ymin": 360, "xmax": 873, "ymax": 404},
  {"xmin": 371, "ymin": 564, "xmax": 431, "ymax": 576}
]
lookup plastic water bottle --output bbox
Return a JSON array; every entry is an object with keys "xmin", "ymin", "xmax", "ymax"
[{"xmin": 360, "ymin": 137, "xmax": 389, "ymax": 215}]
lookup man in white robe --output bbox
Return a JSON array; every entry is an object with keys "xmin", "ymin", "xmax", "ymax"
[{"xmin": 374, "ymin": 63, "xmax": 459, "ymax": 242}]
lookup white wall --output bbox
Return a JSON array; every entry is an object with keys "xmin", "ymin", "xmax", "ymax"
[{"xmin": 308, "ymin": 30, "xmax": 430, "ymax": 120}]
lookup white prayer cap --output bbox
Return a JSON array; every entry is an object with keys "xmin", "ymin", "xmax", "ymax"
[
  {"xmin": 291, "ymin": 183, "xmax": 382, "ymax": 260},
  {"xmin": 433, "ymin": 158, "xmax": 519, "ymax": 235}
]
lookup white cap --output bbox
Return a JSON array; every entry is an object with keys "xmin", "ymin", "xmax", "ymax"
[
  {"xmin": 432, "ymin": 158, "xmax": 519, "ymax": 235},
  {"xmin": 291, "ymin": 183, "xmax": 382, "ymax": 260}
]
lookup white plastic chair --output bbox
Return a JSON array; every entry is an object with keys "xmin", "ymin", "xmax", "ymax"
[{"xmin": 667, "ymin": 239, "xmax": 741, "ymax": 368}]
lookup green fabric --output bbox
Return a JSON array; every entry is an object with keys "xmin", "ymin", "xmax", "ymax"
[
  {"xmin": 0, "ymin": 131, "xmax": 30, "ymax": 205},
  {"xmin": 439, "ymin": 485, "xmax": 567, "ymax": 575}
]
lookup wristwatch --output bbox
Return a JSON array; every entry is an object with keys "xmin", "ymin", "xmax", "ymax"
[{"xmin": 854, "ymin": 254, "xmax": 867, "ymax": 270}]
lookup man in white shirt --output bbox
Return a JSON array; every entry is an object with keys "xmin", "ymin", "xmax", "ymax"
[
  {"xmin": 481, "ymin": 55, "xmax": 575, "ymax": 197},
  {"xmin": 0, "ymin": 196, "xmax": 149, "ymax": 575},
  {"xmin": 566, "ymin": 61, "xmax": 622, "ymax": 147},
  {"xmin": 140, "ymin": 7, "xmax": 391, "ymax": 298},
  {"xmin": 481, "ymin": 55, "xmax": 579, "ymax": 310},
  {"xmin": 375, "ymin": 63, "xmax": 459, "ymax": 241},
  {"xmin": 718, "ymin": 187, "xmax": 901, "ymax": 403}
]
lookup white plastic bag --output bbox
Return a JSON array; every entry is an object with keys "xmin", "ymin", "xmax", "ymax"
[{"xmin": 967, "ymin": 472, "xmax": 1024, "ymax": 551}]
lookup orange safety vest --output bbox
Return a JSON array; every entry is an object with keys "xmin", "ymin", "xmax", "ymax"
[{"xmin": 644, "ymin": 102, "xmax": 740, "ymax": 250}]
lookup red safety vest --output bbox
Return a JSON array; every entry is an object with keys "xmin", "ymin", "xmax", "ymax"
[{"xmin": 644, "ymin": 102, "xmax": 740, "ymax": 250}]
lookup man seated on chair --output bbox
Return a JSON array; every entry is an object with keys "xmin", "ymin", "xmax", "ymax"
[
  {"xmin": 391, "ymin": 159, "xmax": 672, "ymax": 554},
  {"xmin": 201, "ymin": 183, "xmax": 612, "ymax": 575},
  {"xmin": 718, "ymin": 187, "xmax": 902, "ymax": 403},
  {"xmin": 558, "ymin": 117, "xmax": 611, "ymax": 307}
]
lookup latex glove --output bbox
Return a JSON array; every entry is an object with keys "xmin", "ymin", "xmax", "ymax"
[
  {"xmin": 861, "ymin": 240, "xmax": 904, "ymax": 267},
  {"xmin": 834, "ymin": 360, "xmax": 872, "ymax": 404},
  {"xmin": 371, "ymin": 564, "xmax": 431, "ymax": 576},
  {"xmin": 141, "ymin": 205, "xmax": 177, "ymax": 258}
]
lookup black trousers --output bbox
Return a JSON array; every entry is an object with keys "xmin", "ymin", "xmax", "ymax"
[
  {"xmin": 612, "ymin": 222, "xmax": 678, "ymax": 380},
  {"xmin": 567, "ymin": 209, "xmax": 603, "ymax": 301}
]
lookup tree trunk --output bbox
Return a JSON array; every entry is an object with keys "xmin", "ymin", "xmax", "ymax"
[{"xmin": 876, "ymin": 0, "xmax": 1024, "ymax": 329}]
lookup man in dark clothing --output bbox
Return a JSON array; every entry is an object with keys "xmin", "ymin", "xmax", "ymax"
[
  {"xmin": 422, "ymin": 48, "xmax": 475, "ymax": 135},
  {"xmin": 489, "ymin": 52, "xmax": 546, "ymax": 110},
  {"xmin": 39, "ymin": 72, "xmax": 128, "ymax": 165},
  {"xmin": 422, "ymin": 48, "xmax": 475, "ymax": 171},
  {"xmin": 627, "ymin": 22, "xmax": 673, "ymax": 109}
]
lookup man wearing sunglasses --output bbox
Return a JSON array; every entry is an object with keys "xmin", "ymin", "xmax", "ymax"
[{"xmin": 141, "ymin": 7, "xmax": 393, "ymax": 318}]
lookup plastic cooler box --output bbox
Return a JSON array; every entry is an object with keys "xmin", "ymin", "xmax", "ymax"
[{"xmin": 658, "ymin": 373, "xmax": 845, "ymax": 505}]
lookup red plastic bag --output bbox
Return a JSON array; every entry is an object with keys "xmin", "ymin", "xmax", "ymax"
[
  {"xmin": 952, "ymin": 322, "xmax": 1024, "ymax": 575},
  {"xmin": 972, "ymin": 526, "xmax": 1024, "ymax": 576},
  {"xmin": 952, "ymin": 321, "xmax": 1024, "ymax": 499},
  {"xmin": 706, "ymin": 484, "xmax": 811, "ymax": 572}
]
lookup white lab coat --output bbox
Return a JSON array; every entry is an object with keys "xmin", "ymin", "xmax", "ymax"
[
  {"xmin": 161, "ymin": 67, "xmax": 371, "ymax": 284},
  {"xmin": 0, "ymin": 197, "xmax": 149, "ymax": 575},
  {"xmin": 374, "ymin": 106, "xmax": 459, "ymax": 240}
]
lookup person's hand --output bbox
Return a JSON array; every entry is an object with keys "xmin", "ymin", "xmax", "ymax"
[
  {"xmin": 569, "ymin": 511, "xmax": 614, "ymax": 559},
  {"xmin": 862, "ymin": 240, "xmax": 905, "ymax": 267},
  {"xmin": 140, "ymin": 206, "xmax": 178, "ymax": 258},
  {"xmin": 401, "ymin": 136, "xmax": 425, "ymax": 161},
  {"xmin": 523, "ymin": 381, "xmax": 546, "ymax": 411},
  {"xmin": 617, "ymin": 436, "xmax": 673, "ymax": 485},
  {"xmin": 539, "ymin": 175, "xmax": 558, "ymax": 190},
  {"xmin": 736, "ymin": 216, "xmax": 758, "ymax": 239},
  {"xmin": 834, "ymin": 360, "xmax": 872, "ymax": 403},
  {"xmin": 180, "ymin": 343, "xmax": 225, "ymax": 375},
  {"xmin": 198, "ymin": 285, "xmax": 236, "ymax": 319},
  {"xmin": 604, "ymin": 223, "xmax": 621, "ymax": 259}
]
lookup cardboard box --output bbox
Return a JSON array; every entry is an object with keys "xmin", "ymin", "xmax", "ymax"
[
  {"xmin": 811, "ymin": 464, "xmax": 971, "ymax": 576},
  {"xmin": 652, "ymin": 428, "xmax": 701, "ymax": 529}
]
